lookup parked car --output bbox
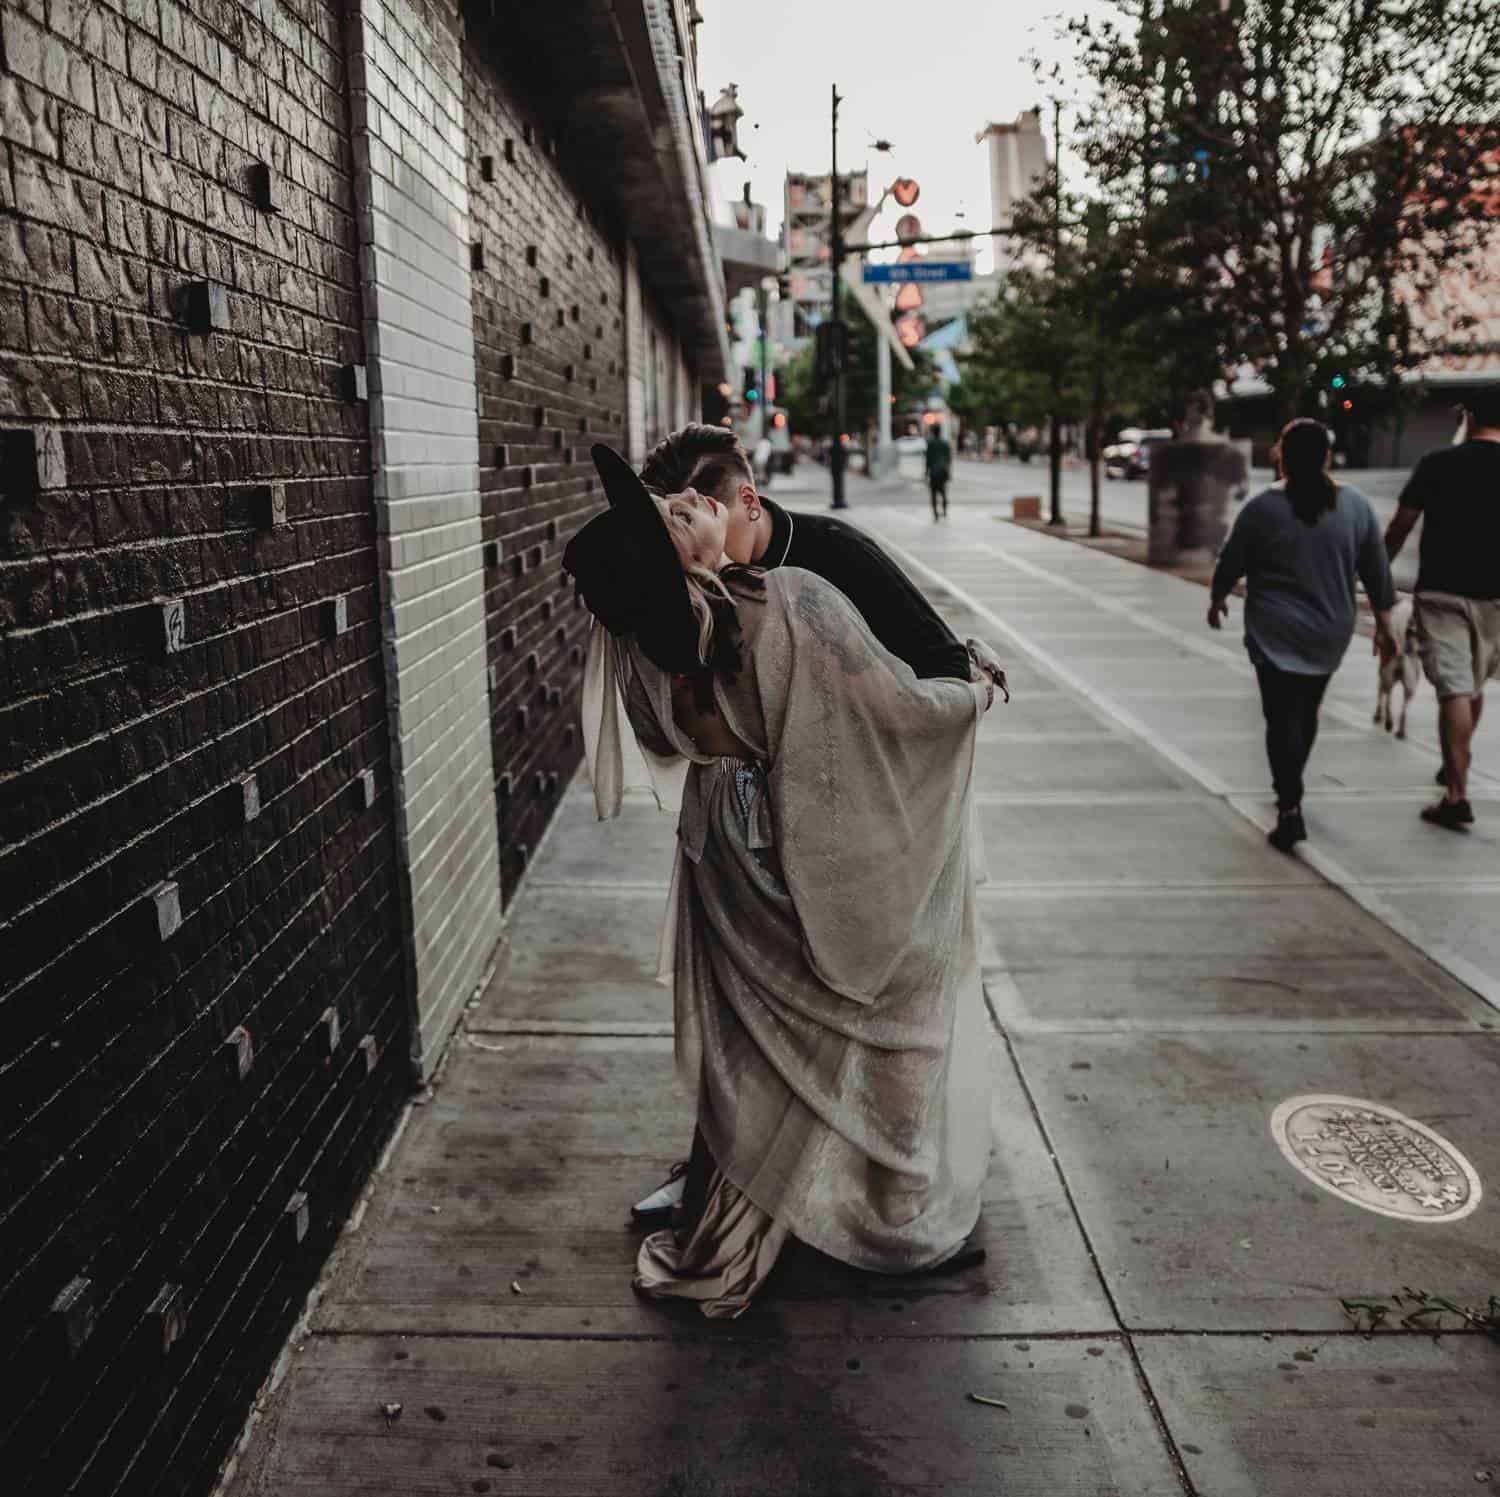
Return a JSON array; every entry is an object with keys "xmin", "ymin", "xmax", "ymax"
[{"xmin": 1103, "ymin": 427, "xmax": 1174, "ymax": 480}]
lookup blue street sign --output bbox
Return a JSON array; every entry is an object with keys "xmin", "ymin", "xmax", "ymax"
[{"xmin": 862, "ymin": 262, "xmax": 973, "ymax": 284}]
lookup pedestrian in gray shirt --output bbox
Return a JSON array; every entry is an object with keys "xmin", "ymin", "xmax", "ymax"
[{"xmin": 1209, "ymin": 418, "xmax": 1398, "ymax": 852}]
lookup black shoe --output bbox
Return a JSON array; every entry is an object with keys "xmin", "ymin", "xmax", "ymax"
[
  {"xmin": 1267, "ymin": 810, "xmax": 1306, "ymax": 853},
  {"xmin": 1421, "ymin": 798, "xmax": 1474, "ymax": 830}
]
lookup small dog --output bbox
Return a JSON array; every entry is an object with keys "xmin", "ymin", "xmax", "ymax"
[{"xmin": 1375, "ymin": 596, "xmax": 1421, "ymax": 738}]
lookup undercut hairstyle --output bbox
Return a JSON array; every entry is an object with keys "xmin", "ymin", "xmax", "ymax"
[
  {"xmin": 1464, "ymin": 384, "xmax": 1500, "ymax": 430},
  {"xmin": 1279, "ymin": 418, "xmax": 1337, "ymax": 526},
  {"xmin": 640, "ymin": 423, "xmax": 754, "ymax": 502}
]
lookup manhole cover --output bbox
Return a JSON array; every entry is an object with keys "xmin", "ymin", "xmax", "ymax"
[{"xmin": 1270, "ymin": 1095, "xmax": 1482, "ymax": 1222}]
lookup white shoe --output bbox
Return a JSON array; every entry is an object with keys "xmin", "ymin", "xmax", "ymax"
[{"xmin": 631, "ymin": 1162, "xmax": 688, "ymax": 1219}]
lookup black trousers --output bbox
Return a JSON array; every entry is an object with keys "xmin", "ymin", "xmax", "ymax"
[
  {"xmin": 1255, "ymin": 661, "xmax": 1331, "ymax": 811},
  {"xmin": 928, "ymin": 475, "xmax": 948, "ymax": 516}
]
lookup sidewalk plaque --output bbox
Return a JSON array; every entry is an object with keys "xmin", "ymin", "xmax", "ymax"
[
  {"xmin": 1270, "ymin": 1095, "xmax": 1481, "ymax": 1222},
  {"xmin": 863, "ymin": 262, "xmax": 973, "ymax": 283}
]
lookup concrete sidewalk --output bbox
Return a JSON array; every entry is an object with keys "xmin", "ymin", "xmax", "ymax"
[
  {"xmin": 862, "ymin": 501, "xmax": 1500, "ymax": 1010},
  {"xmin": 226, "ymin": 492, "xmax": 1499, "ymax": 1497}
]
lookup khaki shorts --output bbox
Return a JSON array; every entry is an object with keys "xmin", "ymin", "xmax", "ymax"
[{"xmin": 1415, "ymin": 592, "xmax": 1500, "ymax": 699}]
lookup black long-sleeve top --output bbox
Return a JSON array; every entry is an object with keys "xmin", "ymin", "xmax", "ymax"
[{"xmin": 762, "ymin": 501, "xmax": 972, "ymax": 680}]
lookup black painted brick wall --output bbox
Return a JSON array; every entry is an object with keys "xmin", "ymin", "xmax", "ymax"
[
  {"xmin": 462, "ymin": 32, "xmax": 628, "ymax": 902},
  {"xmin": 0, "ymin": 1, "xmax": 408, "ymax": 1493}
]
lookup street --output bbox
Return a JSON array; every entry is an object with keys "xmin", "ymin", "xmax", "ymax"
[{"xmin": 893, "ymin": 456, "xmax": 1425, "ymax": 592}]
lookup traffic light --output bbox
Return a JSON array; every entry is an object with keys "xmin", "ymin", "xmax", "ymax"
[
  {"xmin": 1330, "ymin": 375, "xmax": 1347, "ymax": 389},
  {"xmin": 742, "ymin": 366, "xmax": 760, "ymax": 404}
]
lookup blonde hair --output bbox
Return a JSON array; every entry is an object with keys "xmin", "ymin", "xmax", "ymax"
[{"xmin": 653, "ymin": 495, "xmax": 735, "ymax": 666}]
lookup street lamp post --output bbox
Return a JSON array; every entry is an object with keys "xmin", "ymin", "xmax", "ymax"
[
  {"xmin": 876, "ymin": 321, "xmax": 892, "ymax": 476},
  {"xmin": 756, "ymin": 279, "xmax": 772, "ymax": 441},
  {"xmin": 829, "ymin": 84, "xmax": 847, "ymax": 509},
  {"xmin": 1048, "ymin": 95, "xmax": 1065, "ymax": 528}
]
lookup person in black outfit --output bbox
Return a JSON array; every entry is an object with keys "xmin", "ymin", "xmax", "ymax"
[
  {"xmin": 1384, "ymin": 384, "xmax": 1500, "ymax": 829},
  {"xmin": 925, "ymin": 427, "xmax": 953, "ymax": 521},
  {"xmin": 1208, "ymin": 419, "xmax": 1397, "ymax": 852},
  {"xmin": 626, "ymin": 422, "xmax": 1005, "ymax": 1226}
]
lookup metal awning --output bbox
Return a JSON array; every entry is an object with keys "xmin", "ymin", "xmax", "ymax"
[{"xmin": 716, "ymin": 224, "xmax": 781, "ymax": 299}]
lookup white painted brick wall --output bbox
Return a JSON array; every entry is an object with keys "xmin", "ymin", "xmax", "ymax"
[
  {"xmin": 624, "ymin": 244, "xmax": 647, "ymax": 463},
  {"xmin": 675, "ymin": 348, "xmax": 696, "ymax": 428},
  {"xmin": 347, "ymin": 0, "xmax": 501, "ymax": 1078}
]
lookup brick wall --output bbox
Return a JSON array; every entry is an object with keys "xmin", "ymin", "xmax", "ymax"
[
  {"xmin": 0, "ymin": 0, "xmax": 408, "ymax": 1492},
  {"xmin": 346, "ymin": 0, "xmax": 501, "ymax": 1077},
  {"xmin": 0, "ymin": 0, "xmax": 718, "ymax": 1490},
  {"xmin": 461, "ymin": 31, "xmax": 628, "ymax": 903}
]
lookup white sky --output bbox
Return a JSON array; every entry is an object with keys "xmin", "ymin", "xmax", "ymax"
[{"xmin": 697, "ymin": 0, "xmax": 1103, "ymax": 269}]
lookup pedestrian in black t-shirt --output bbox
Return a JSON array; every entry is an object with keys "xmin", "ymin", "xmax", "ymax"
[{"xmin": 1385, "ymin": 384, "xmax": 1500, "ymax": 830}]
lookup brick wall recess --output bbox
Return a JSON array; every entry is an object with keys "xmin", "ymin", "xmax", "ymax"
[
  {"xmin": 461, "ymin": 31, "xmax": 630, "ymax": 903},
  {"xmin": 0, "ymin": 0, "xmax": 408, "ymax": 1492}
]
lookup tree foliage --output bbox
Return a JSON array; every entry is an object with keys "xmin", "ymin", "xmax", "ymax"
[
  {"xmin": 1067, "ymin": 0, "xmax": 1500, "ymax": 418},
  {"xmin": 778, "ymin": 341, "xmax": 821, "ymax": 440},
  {"xmin": 959, "ymin": 193, "xmax": 1191, "ymax": 434},
  {"xmin": 959, "ymin": 280, "xmax": 1063, "ymax": 431},
  {"xmin": 778, "ymin": 297, "xmax": 940, "ymax": 441}
]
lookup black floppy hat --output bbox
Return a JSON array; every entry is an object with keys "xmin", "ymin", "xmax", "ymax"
[{"xmin": 561, "ymin": 444, "xmax": 703, "ymax": 674}]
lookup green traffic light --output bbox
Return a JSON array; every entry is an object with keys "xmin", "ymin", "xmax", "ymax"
[{"xmin": 1330, "ymin": 375, "xmax": 1346, "ymax": 389}]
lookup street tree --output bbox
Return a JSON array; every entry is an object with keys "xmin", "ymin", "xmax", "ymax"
[
  {"xmin": 960, "ymin": 282, "xmax": 1062, "ymax": 434},
  {"xmin": 778, "ymin": 341, "xmax": 822, "ymax": 444},
  {"xmin": 962, "ymin": 192, "xmax": 1186, "ymax": 533},
  {"xmin": 1067, "ymin": 0, "xmax": 1500, "ymax": 423},
  {"xmin": 942, "ymin": 359, "xmax": 1011, "ymax": 440}
]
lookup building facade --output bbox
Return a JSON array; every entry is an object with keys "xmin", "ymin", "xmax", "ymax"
[
  {"xmin": 0, "ymin": 0, "xmax": 725, "ymax": 1492},
  {"xmin": 783, "ymin": 167, "xmax": 867, "ymax": 339},
  {"xmin": 977, "ymin": 109, "xmax": 1048, "ymax": 272}
]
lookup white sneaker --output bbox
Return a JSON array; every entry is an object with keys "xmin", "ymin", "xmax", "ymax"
[{"xmin": 631, "ymin": 1162, "xmax": 688, "ymax": 1219}]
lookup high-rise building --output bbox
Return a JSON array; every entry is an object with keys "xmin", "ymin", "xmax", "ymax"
[
  {"xmin": 783, "ymin": 168, "xmax": 869, "ymax": 339},
  {"xmin": 976, "ymin": 110, "xmax": 1049, "ymax": 268}
]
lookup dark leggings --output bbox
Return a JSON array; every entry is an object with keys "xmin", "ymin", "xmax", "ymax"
[{"xmin": 1255, "ymin": 662, "xmax": 1331, "ymax": 811}]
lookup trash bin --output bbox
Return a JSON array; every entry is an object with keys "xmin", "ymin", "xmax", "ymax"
[{"xmin": 1147, "ymin": 440, "xmax": 1249, "ymax": 566}]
